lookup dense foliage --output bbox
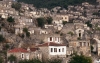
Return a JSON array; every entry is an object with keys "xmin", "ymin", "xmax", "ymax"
[
  {"xmin": 0, "ymin": 35, "xmax": 5, "ymax": 43},
  {"xmin": 7, "ymin": 16, "xmax": 14, "ymax": 23},
  {"xmin": 48, "ymin": 59, "xmax": 62, "ymax": 63},
  {"xmin": 36, "ymin": 17, "xmax": 46, "ymax": 28},
  {"xmin": 69, "ymin": 54, "xmax": 92, "ymax": 63},
  {"xmin": 19, "ymin": 59, "xmax": 43, "ymax": 63},
  {"xmin": 8, "ymin": 55, "xmax": 17, "ymax": 63},
  {"xmin": 23, "ymin": 28, "xmax": 30, "ymax": 37},
  {"xmin": 18, "ymin": 0, "xmax": 96, "ymax": 9},
  {"xmin": 11, "ymin": 2, "xmax": 21, "ymax": 11}
]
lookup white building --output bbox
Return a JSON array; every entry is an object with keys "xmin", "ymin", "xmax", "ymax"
[{"xmin": 37, "ymin": 42, "xmax": 66, "ymax": 61}]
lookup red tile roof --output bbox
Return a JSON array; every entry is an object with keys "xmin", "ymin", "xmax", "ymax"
[
  {"xmin": 30, "ymin": 48, "xmax": 39, "ymax": 52},
  {"xmin": 8, "ymin": 48, "xmax": 28, "ymax": 53},
  {"xmin": 36, "ymin": 42, "xmax": 66, "ymax": 47}
]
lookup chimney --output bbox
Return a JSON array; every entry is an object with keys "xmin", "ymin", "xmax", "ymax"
[{"xmin": 27, "ymin": 47, "xmax": 30, "ymax": 52}]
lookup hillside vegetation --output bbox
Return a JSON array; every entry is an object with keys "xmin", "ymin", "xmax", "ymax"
[{"xmin": 18, "ymin": 0, "xmax": 97, "ymax": 9}]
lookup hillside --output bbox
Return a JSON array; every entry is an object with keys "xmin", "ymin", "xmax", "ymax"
[{"xmin": 18, "ymin": 0, "xmax": 97, "ymax": 9}]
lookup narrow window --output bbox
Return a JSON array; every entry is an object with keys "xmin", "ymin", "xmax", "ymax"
[
  {"xmin": 50, "ymin": 37, "xmax": 52, "ymax": 41},
  {"xmin": 59, "ymin": 49, "xmax": 61, "ymax": 52},
  {"xmin": 79, "ymin": 33, "xmax": 81, "ymax": 37},
  {"xmin": 88, "ymin": 43, "xmax": 90, "ymax": 46},
  {"xmin": 21, "ymin": 53, "xmax": 24, "ymax": 59},
  {"xmin": 22, "ymin": 54, "xmax": 23, "ymax": 58},
  {"xmin": 55, "ymin": 37, "xmax": 57, "ymax": 41},
  {"xmin": 51, "ymin": 48, "xmax": 53, "ymax": 52},
  {"xmin": 54, "ymin": 48, "xmax": 57, "ymax": 52},
  {"xmin": 84, "ymin": 42, "xmax": 86, "ymax": 46},
  {"xmin": 79, "ymin": 42, "xmax": 82, "ymax": 46},
  {"xmin": 62, "ymin": 48, "xmax": 64, "ymax": 52}
]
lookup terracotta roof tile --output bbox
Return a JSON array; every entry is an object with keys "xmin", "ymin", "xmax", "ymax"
[
  {"xmin": 8, "ymin": 48, "xmax": 28, "ymax": 53},
  {"xmin": 36, "ymin": 42, "xmax": 66, "ymax": 47}
]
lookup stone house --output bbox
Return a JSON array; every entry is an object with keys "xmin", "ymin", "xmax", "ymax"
[
  {"xmin": 43, "ymin": 34, "xmax": 63, "ymax": 44},
  {"xmin": 53, "ymin": 14, "xmax": 69, "ymax": 22},
  {"xmin": 69, "ymin": 40, "xmax": 91, "ymax": 56},
  {"xmin": 36, "ymin": 42, "xmax": 66, "ymax": 61},
  {"xmin": 93, "ymin": 38, "xmax": 100, "ymax": 56},
  {"xmin": 7, "ymin": 48, "xmax": 42, "ymax": 62},
  {"xmin": 7, "ymin": 48, "xmax": 30, "ymax": 61}
]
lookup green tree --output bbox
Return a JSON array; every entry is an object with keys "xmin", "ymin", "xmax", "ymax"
[
  {"xmin": 36, "ymin": 17, "xmax": 46, "ymax": 28},
  {"xmin": 18, "ymin": 0, "xmax": 96, "ymax": 9},
  {"xmin": 85, "ymin": 21, "xmax": 92, "ymax": 28},
  {"xmin": 67, "ymin": 31, "xmax": 74, "ymax": 36},
  {"xmin": 23, "ymin": 28, "xmax": 28, "ymax": 33},
  {"xmin": 0, "ymin": 57, "xmax": 3, "ymax": 63},
  {"xmin": 8, "ymin": 55, "xmax": 17, "ymax": 63},
  {"xmin": 11, "ymin": 2, "xmax": 21, "ymax": 11},
  {"xmin": 62, "ymin": 21, "xmax": 67, "ymax": 25},
  {"xmin": 46, "ymin": 17, "xmax": 53, "ymax": 24},
  {"xmin": 26, "ymin": 32, "xmax": 30, "ymax": 37},
  {"xmin": 0, "ymin": 35, "xmax": 5, "ymax": 43},
  {"xmin": 23, "ymin": 28, "xmax": 30, "ymax": 37},
  {"xmin": 19, "ymin": 59, "xmax": 42, "ymax": 63},
  {"xmin": 48, "ymin": 59, "xmax": 62, "ymax": 63},
  {"xmin": 7, "ymin": 16, "xmax": 14, "ymax": 23},
  {"xmin": 69, "ymin": 54, "xmax": 92, "ymax": 63}
]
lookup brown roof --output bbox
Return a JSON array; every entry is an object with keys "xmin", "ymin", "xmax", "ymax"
[
  {"xmin": 8, "ymin": 48, "xmax": 28, "ymax": 53},
  {"xmin": 36, "ymin": 42, "xmax": 66, "ymax": 47},
  {"xmin": 29, "ymin": 48, "xmax": 39, "ymax": 52}
]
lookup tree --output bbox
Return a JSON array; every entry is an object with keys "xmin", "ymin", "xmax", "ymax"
[
  {"xmin": 11, "ymin": 2, "xmax": 21, "ymax": 11},
  {"xmin": 23, "ymin": 28, "xmax": 30, "ymax": 37},
  {"xmin": 62, "ymin": 21, "xmax": 67, "ymax": 25},
  {"xmin": 8, "ymin": 55, "xmax": 17, "ymax": 63},
  {"xmin": 18, "ymin": 0, "xmax": 96, "ymax": 9},
  {"xmin": 46, "ymin": 17, "xmax": 53, "ymax": 24},
  {"xmin": 85, "ymin": 21, "xmax": 92, "ymax": 28},
  {"xmin": 69, "ymin": 54, "xmax": 92, "ymax": 63},
  {"xmin": 0, "ymin": 57, "xmax": 3, "ymax": 63},
  {"xmin": 0, "ymin": 35, "xmax": 5, "ymax": 43},
  {"xmin": 36, "ymin": 17, "xmax": 46, "ymax": 28},
  {"xmin": 26, "ymin": 32, "xmax": 30, "ymax": 37},
  {"xmin": 48, "ymin": 59, "xmax": 62, "ymax": 63},
  {"xmin": 7, "ymin": 16, "xmax": 14, "ymax": 23},
  {"xmin": 19, "ymin": 59, "xmax": 42, "ymax": 63},
  {"xmin": 23, "ymin": 28, "xmax": 28, "ymax": 33},
  {"xmin": 67, "ymin": 31, "xmax": 74, "ymax": 36}
]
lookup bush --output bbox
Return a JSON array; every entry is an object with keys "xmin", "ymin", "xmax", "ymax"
[
  {"xmin": 7, "ymin": 16, "xmax": 14, "ymax": 23},
  {"xmin": 46, "ymin": 17, "xmax": 53, "ymax": 24},
  {"xmin": 0, "ymin": 35, "xmax": 5, "ymax": 43},
  {"xmin": 11, "ymin": 2, "xmax": 21, "ymax": 11},
  {"xmin": 62, "ymin": 21, "xmax": 67, "ymax": 25},
  {"xmin": 69, "ymin": 54, "xmax": 92, "ymax": 63},
  {"xmin": 48, "ymin": 59, "xmax": 62, "ymax": 63},
  {"xmin": 36, "ymin": 17, "xmax": 46, "ymax": 28}
]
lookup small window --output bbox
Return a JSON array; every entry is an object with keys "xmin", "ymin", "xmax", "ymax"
[
  {"xmin": 88, "ymin": 43, "xmax": 90, "ymax": 46},
  {"xmin": 62, "ymin": 48, "xmax": 64, "ymax": 52},
  {"xmin": 55, "ymin": 37, "xmax": 57, "ymax": 41},
  {"xmin": 84, "ymin": 42, "xmax": 86, "ymax": 46},
  {"xmin": 79, "ymin": 42, "xmax": 82, "ymax": 46},
  {"xmin": 59, "ymin": 49, "xmax": 61, "ymax": 52},
  {"xmin": 51, "ymin": 48, "xmax": 53, "ymax": 52},
  {"xmin": 21, "ymin": 53, "xmax": 24, "ymax": 59},
  {"xmin": 62, "ymin": 17, "xmax": 63, "ymax": 19},
  {"xmin": 54, "ymin": 48, "xmax": 57, "ymax": 52},
  {"xmin": 50, "ymin": 37, "xmax": 52, "ymax": 41},
  {"xmin": 65, "ymin": 17, "xmax": 67, "ymax": 19}
]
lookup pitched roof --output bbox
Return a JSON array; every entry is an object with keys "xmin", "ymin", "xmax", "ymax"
[
  {"xmin": 30, "ymin": 48, "xmax": 39, "ymax": 52},
  {"xmin": 8, "ymin": 48, "xmax": 28, "ymax": 53},
  {"xmin": 36, "ymin": 42, "xmax": 66, "ymax": 47}
]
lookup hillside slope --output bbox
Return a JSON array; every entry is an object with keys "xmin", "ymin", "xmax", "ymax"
[{"xmin": 18, "ymin": 0, "xmax": 97, "ymax": 9}]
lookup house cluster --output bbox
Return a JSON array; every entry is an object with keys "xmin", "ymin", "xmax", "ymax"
[{"xmin": 0, "ymin": 0, "xmax": 100, "ymax": 63}]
